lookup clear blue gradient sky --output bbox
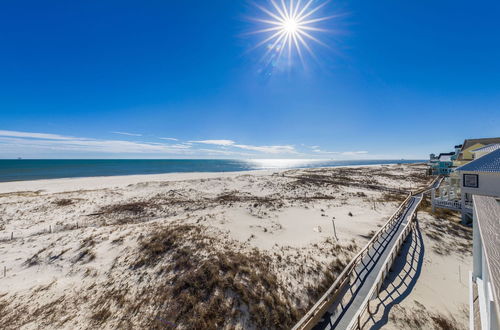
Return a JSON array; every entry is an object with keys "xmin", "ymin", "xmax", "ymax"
[{"xmin": 0, "ymin": 0, "xmax": 499, "ymax": 159}]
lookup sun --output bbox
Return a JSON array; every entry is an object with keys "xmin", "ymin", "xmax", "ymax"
[
  {"xmin": 283, "ymin": 18, "xmax": 299, "ymax": 34},
  {"xmin": 249, "ymin": 0, "xmax": 334, "ymax": 67}
]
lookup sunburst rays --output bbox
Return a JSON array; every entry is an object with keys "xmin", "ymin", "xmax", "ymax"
[{"xmin": 249, "ymin": 0, "xmax": 335, "ymax": 68}]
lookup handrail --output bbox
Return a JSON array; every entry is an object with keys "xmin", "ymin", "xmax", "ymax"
[
  {"xmin": 346, "ymin": 197, "xmax": 422, "ymax": 329},
  {"xmin": 292, "ymin": 176, "xmax": 439, "ymax": 330}
]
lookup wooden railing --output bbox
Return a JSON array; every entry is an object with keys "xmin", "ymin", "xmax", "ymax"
[
  {"xmin": 345, "ymin": 199, "xmax": 422, "ymax": 329},
  {"xmin": 291, "ymin": 193, "xmax": 413, "ymax": 330},
  {"xmin": 292, "ymin": 176, "xmax": 439, "ymax": 330}
]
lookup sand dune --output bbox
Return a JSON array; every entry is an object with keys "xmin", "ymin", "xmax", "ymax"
[{"xmin": 0, "ymin": 163, "xmax": 468, "ymax": 329}]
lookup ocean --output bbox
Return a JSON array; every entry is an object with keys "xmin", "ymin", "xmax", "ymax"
[{"xmin": 0, "ymin": 159, "xmax": 424, "ymax": 182}]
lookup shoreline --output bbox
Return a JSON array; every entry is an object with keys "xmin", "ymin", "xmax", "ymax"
[
  {"xmin": 0, "ymin": 163, "xmax": 419, "ymax": 194},
  {"xmin": 0, "ymin": 159, "xmax": 425, "ymax": 184}
]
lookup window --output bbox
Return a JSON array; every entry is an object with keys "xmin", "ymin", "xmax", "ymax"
[{"xmin": 463, "ymin": 174, "xmax": 479, "ymax": 188}]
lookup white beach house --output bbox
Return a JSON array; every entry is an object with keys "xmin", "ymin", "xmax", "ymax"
[
  {"xmin": 460, "ymin": 148, "xmax": 500, "ymax": 330},
  {"xmin": 431, "ymin": 148, "xmax": 500, "ymax": 223},
  {"xmin": 456, "ymin": 148, "xmax": 500, "ymax": 219},
  {"xmin": 471, "ymin": 195, "xmax": 500, "ymax": 330}
]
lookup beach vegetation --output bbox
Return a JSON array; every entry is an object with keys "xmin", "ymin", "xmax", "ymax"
[{"xmin": 53, "ymin": 199, "xmax": 73, "ymax": 206}]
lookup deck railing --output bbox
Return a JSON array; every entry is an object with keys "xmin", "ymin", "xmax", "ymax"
[{"xmin": 432, "ymin": 198, "xmax": 473, "ymax": 212}]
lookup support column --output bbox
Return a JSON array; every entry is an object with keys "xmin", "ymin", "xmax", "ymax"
[
  {"xmin": 472, "ymin": 208, "xmax": 481, "ymax": 279},
  {"xmin": 460, "ymin": 191, "xmax": 467, "ymax": 224},
  {"xmin": 431, "ymin": 188, "xmax": 436, "ymax": 213}
]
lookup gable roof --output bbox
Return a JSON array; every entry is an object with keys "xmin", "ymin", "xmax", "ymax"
[
  {"xmin": 461, "ymin": 137, "xmax": 500, "ymax": 151},
  {"xmin": 457, "ymin": 148, "xmax": 500, "ymax": 173},
  {"xmin": 471, "ymin": 143, "xmax": 500, "ymax": 154}
]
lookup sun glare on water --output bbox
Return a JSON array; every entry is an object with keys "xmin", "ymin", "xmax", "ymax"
[{"xmin": 249, "ymin": 0, "xmax": 335, "ymax": 67}]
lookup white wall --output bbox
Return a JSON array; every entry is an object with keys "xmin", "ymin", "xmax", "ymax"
[
  {"xmin": 460, "ymin": 171, "xmax": 500, "ymax": 198},
  {"xmin": 472, "ymin": 197, "xmax": 500, "ymax": 330}
]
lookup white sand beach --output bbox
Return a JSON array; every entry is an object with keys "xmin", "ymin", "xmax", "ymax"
[{"xmin": 0, "ymin": 163, "xmax": 471, "ymax": 329}]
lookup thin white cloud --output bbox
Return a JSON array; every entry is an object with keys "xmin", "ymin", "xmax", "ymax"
[
  {"xmin": 112, "ymin": 131, "xmax": 142, "ymax": 137},
  {"xmin": 0, "ymin": 130, "xmax": 191, "ymax": 155},
  {"xmin": 190, "ymin": 139, "xmax": 297, "ymax": 154},
  {"xmin": 2, "ymin": 130, "xmax": 373, "ymax": 158},
  {"xmin": 341, "ymin": 151, "xmax": 368, "ymax": 156},
  {"xmin": 169, "ymin": 144, "xmax": 192, "ymax": 149},
  {"xmin": 159, "ymin": 137, "xmax": 179, "ymax": 141},
  {"xmin": 198, "ymin": 149, "xmax": 253, "ymax": 156},
  {"xmin": 0, "ymin": 130, "xmax": 82, "ymax": 141},
  {"xmin": 233, "ymin": 144, "xmax": 296, "ymax": 154},
  {"xmin": 190, "ymin": 140, "xmax": 236, "ymax": 146},
  {"xmin": 311, "ymin": 146, "xmax": 339, "ymax": 154},
  {"xmin": 310, "ymin": 146, "xmax": 368, "ymax": 156}
]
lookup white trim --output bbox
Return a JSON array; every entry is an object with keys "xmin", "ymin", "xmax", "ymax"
[
  {"xmin": 477, "ymin": 277, "xmax": 489, "ymax": 330},
  {"xmin": 470, "ymin": 271, "xmax": 475, "ymax": 330}
]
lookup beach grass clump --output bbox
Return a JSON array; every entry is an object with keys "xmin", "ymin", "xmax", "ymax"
[
  {"xmin": 418, "ymin": 196, "xmax": 472, "ymax": 255},
  {"xmin": 94, "ymin": 200, "xmax": 161, "ymax": 225},
  {"xmin": 122, "ymin": 224, "xmax": 301, "ymax": 329},
  {"xmin": 305, "ymin": 257, "xmax": 348, "ymax": 302},
  {"xmin": 430, "ymin": 313, "xmax": 463, "ymax": 330},
  {"xmin": 53, "ymin": 199, "xmax": 73, "ymax": 206},
  {"xmin": 423, "ymin": 211, "xmax": 472, "ymax": 255},
  {"xmin": 74, "ymin": 248, "xmax": 96, "ymax": 264},
  {"xmin": 379, "ymin": 192, "xmax": 407, "ymax": 203},
  {"xmin": 389, "ymin": 303, "xmax": 464, "ymax": 330},
  {"xmin": 101, "ymin": 201, "xmax": 149, "ymax": 215}
]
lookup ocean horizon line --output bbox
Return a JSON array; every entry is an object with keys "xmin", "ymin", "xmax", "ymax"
[{"xmin": 0, "ymin": 159, "xmax": 425, "ymax": 183}]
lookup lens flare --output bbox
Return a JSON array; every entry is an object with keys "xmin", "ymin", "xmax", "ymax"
[{"xmin": 249, "ymin": 0, "xmax": 335, "ymax": 67}]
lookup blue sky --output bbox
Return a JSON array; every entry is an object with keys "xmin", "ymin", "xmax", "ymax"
[{"xmin": 0, "ymin": 0, "xmax": 499, "ymax": 159}]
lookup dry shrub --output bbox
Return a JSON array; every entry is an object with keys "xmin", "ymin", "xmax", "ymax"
[
  {"xmin": 389, "ymin": 303, "xmax": 465, "ymax": 330},
  {"xmin": 431, "ymin": 313, "xmax": 463, "ymax": 330},
  {"xmin": 91, "ymin": 308, "xmax": 112, "ymax": 324},
  {"xmin": 101, "ymin": 201, "xmax": 149, "ymax": 215},
  {"xmin": 305, "ymin": 257, "xmax": 348, "ymax": 302},
  {"xmin": 74, "ymin": 248, "xmax": 95, "ymax": 263},
  {"xmin": 430, "ymin": 222, "xmax": 471, "ymax": 255},
  {"xmin": 379, "ymin": 192, "xmax": 407, "ymax": 203},
  {"xmin": 418, "ymin": 196, "xmax": 432, "ymax": 212},
  {"xmin": 94, "ymin": 201, "xmax": 159, "ymax": 225},
  {"xmin": 420, "ymin": 205, "xmax": 472, "ymax": 255},
  {"xmin": 111, "ymin": 224, "xmax": 301, "ymax": 329},
  {"xmin": 53, "ymin": 199, "xmax": 73, "ymax": 206},
  {"xmin": 0, "ymin": 295, "xmax": 69, "ymax": 329}
]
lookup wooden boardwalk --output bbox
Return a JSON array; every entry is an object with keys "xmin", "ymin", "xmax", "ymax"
[
  {"xmin": 311, "ymin": 195, "xmax": 421, "ymax": 329},
  {"xmin": 292, "ymin": 179, "xmax": 437, "ymax": 330}
]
